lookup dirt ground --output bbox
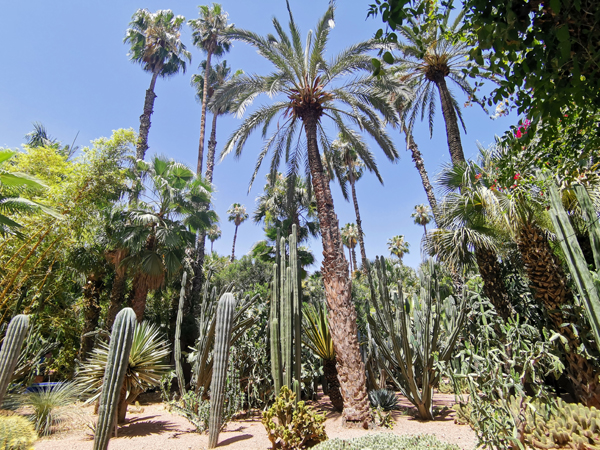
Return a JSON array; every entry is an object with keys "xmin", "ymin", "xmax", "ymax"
[{"xmin": 34, "ymin": 391, "xmax": 477, "ymax": 450}]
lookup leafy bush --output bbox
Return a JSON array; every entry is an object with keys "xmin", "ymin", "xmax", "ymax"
[
  {"xmin": 0, "ymin": 414, "xmax": 37, "ymax": 450},
  {"xmin": 262, "ymin": 386, "xmax": 327, "ymax": 449},
  {"xmin": 312, "ymin": 434, "xmax": 459, "ymax": 450},
  {"xmin": 368, "ymin": 389, "xmax": 398, "ymax": 411}
]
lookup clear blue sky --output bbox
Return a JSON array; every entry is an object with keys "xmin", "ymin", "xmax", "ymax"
[{"xmin": 0, "ymin": 0, "xmax": 517, "ymax": 270}]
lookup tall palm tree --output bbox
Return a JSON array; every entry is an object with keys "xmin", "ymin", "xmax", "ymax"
[
  {"xmin": 122, "ymin": 156, "xmax": 216, "ymax": 321},
  {"xmin": 191, "ymin": 60, "xmax": 241, "ymax": 184},
  {"xmin": 124, "ymin": 9, "xmax": 191, "ymax": 161},
  {"xmin": 395, "ymin": 6, "xmax": 484, "ymax": 165},
  {"xmin": 188, "ymin": 4, "xmax": 233, "ymax": 175},
  {"xmin": 227, "ymin": 203, "xmax": 248, "ymax": 262},
  {"xmin": 207, "ymin": 224, "xmax": 221, "ymax": 253},
  {"xmin": 411, "ymin": 204, "xmax": 432, "ymax": 236},
  {"xmin": 215, "ymin": 3, "xmax": 399, "ymax": 424},
  {"xmin": 341, "ymin": 223, "xmax": 359, "ymax": 273},
  {"xmin": 328, "ymin": 133, "xmax": 381, "ymax": 272},
  {"xmin": 387, "ymin": 235, "xmax": 410, "ymax": 262}
]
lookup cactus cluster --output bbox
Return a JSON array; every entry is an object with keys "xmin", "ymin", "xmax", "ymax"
[
  {"xmin": 174, "ymin": 271, "xmax": 187, "ymax": 399},
  {"xmin": 208, "ymin": 293, "xmax": 237, "ymax": 449},
  {"xmin": 270, "ymin": 225, "xmax": 302, "ymax": 399},
  {"xmin": 0, "ymin": 315, "xmax": 30, "ymax": 407},
  {"xmin": 0, "ymin": 414, "xmax": 37, "ymax": 450},
  {"xmin": 93, "ymin": 307, "xmax": 137, "ymax": 450},
  {"xmin": 508, "ymin": 396, "xmax": 600, "ymax": 448}
]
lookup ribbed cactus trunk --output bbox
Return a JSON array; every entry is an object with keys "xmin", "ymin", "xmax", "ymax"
[
  {"xmin": 270, "ymin": 262, "xmax": 282, "ymax": 395},
  {"xmin": 208, "ymin": 293, "xmax": 237, "ymax": 449},
  {"xmin": 174, "ymin": 272, "xmax": 187, "ymax": 399},
  {"xmin": 0, "ymin": 314, "xmax": 29, "ymax": 406},
  {"xmin": 93, "ymin": 308, "xmax": 136, "ymax": 450},
  {"xmin": 290, "ymin": 226, "xmax": 302, "ymax": 400}
]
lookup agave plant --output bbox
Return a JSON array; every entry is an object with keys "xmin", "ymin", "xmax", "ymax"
[
  {"xmin": 77, "ymin": 321, "xmax": 171, "ymax": 422},
  {"xmin": 368, "ymin": 389, "xmax": 399, "ymax": 411}
]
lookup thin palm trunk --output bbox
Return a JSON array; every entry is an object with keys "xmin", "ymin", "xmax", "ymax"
[
  {"xmin": 304, "ymin": 114, "xmax": 370, "ymax": 426},
  {"xmin": 403, "ymin": 122, "xmax": 438, "ymax": 224},
  {"xmin": 351, "ymin": 246, "xmax": 357, "ymax": 272},
  {"xmin": 518, "ymin": 222, "xmax": 600, "ymax": 406},
  {"xmin": 136, "ymin": 71, "xmax": 159, "ymax": 161},
  {"xmin": 197, "ymin": 51, "xmax": 213, "ymax": 174},
  {"xmin": 205, "ymin": 113, "xmax": 219, "ymax": 184},
  {"xmin": 130, "ymin": 272, "xmax": 149, "ymax": 323},
  {"xmin": 231, "ymin": 224, "xmax": 238, "ymax": 262},
  {"xmin": 350, "ymin": 179, "xmax": 368, "ymax": 272},
  {"xmin": 106, "ymin": 271, "xmax": 127, "ymax": 331},
  {"xmin": 347, "ymin": 247, "xmax": 353, "ymax": 273},
  {"xmin": 474, "ymin": 247, "xmax": 512, "ymax": 321},
  {"xmin": 432, "ymin": 75, "xmax": 465, "ymax": 165}
]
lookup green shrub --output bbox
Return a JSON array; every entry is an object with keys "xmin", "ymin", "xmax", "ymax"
[
  {"xmin": 0, "ymin": 414, "xmax": 37, "ymax": 450},
  {"xmin": 262, "ymin": 386, "xmax": 327, "ymax": 449},
  {"xmin": 312, "ymin": 434, "xmax": 460, "ymax": 450},
  {"xmin": 368, "ymin": 389, "xmax": 398, "ymax": 411}
]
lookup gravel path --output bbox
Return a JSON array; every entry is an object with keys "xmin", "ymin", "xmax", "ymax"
[{"xmin": 35, "ymin": 393, "xmax": 477, "ymax": 450}]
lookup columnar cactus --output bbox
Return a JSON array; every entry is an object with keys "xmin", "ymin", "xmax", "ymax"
[
  {"xmin": 269, "ymin": 225, "xmax": 302, "ymax": 398},
  {"xmin": 0, "ymin": 314, "xmax": 29, "ymax": 407},
  {"xmin": 208, "ymin": 293, "xmax": 237, "ymax": 449},
  {"xmin": 93, "ymin": 307, "xmax": 136, "ymax": 450},
  {"xmin": 174, "ymin": 272, "xmax": 187, "ymax": 398}
]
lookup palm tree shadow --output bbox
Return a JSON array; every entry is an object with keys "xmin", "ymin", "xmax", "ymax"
[{"xmin": 117, "ymin": 419, "xmax": 179, "ymax": 438}]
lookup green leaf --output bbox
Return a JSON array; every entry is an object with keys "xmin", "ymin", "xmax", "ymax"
[
  {"xmin": 556, "ymin": 25, "xmax": 570, "ymax": 42},
  {"xmin": 371, "ymin": 58, "xmax": 381, "ymax": 76},
  {"xmin": 550, "ymin": 0, "xmax": 561, "ymax": 13},
  {"xmin": 383, "ymin": 52, "xmax": 394, "ymax": 64}
]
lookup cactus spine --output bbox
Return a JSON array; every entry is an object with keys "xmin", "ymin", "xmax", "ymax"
[
  {"xmin": 0, "ymin": 414, "xmax": 37, "ymax": 450},
  {"xmin": 93, "ymin": 307, "xmax": 136, "ymax": 450},
  {"xmin": 208, "ymin": 293, "xmax": 237, "ymax": 449},
  {"xmin": 174, "ymin": 271, "xmax": 187, "ymax": 399},
  {"xmin": 0, "ymin": 314, "xmax": 29, "ymax": 407},
  {"xmin": 269, "ymin": 225, "xmax": 302, "ymax": 398},
  {"xmin": 547, "ymin": 181, "xmax": 600, "ymax": 345}
]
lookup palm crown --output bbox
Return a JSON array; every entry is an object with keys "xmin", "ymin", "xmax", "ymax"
[
  {"xmin": 188, "ymin": 4, "xmax": 233, "ymax": 57},
  {"xmin": 388, "ymin": 234, "xmax": 410, "ymax": 260},
  {"xmin": 227, "ymin": 203, "xmax": 248, "ymax": 226},
  {"xmin": 125, "ymin": 9, "xmax": 191, "ymax": 78}
]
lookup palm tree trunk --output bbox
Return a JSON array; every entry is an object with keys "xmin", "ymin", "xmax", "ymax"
[
  {"xmin": 403, "ymin": 123, "xmax": 438, "ymax": 224},
  {"xmin": 324, "ymin": 358, "xmax": 344, "ymax": 411},
  {"xmin": 231, "ymin": 224, "xmax": 238, "ymax": 262},
  {"xmin": 106, "ymin": 271, "xmax": 127, "ymax": 331},
  {"xmin": 136, "ymin": 71, "xmax": 159, "ymax": 161},
  {"xmin": 432, "ymin": 75, "xmax": 466, "ymax": 165},
  {"xmin": 350, "ymin": 180, "xmax": 368, "ymax": 272},
  {"xmin": 518, "ymin": 222, "xmax": 600, "ymax": 406},
  {"xmin": 474, "ymin": 247, "xmax": 513, "ymax": 321},
  {"xmin": 79, "ymin": 277, "xmax": 102, "ymax": 362},
  {"xmin": 130, "ymin": 272, "xmax": 149, "ymax": 323},
  {"xmin": 347, "ymin": 247, "xmax": 353, "ymax": 273},
  {"xmin": 197, "ymin": 51, "xmax": 213, "ymax": 175},
  {"xmin": 205, "ymin": 113, "xmax": 219, "ymax": 184},
  {"xmin": 211, "ymin": 240, "xmax": 214, "ymax": 253},
  {"xmin": 351, "ymin": 247, "xmax": 357, "ymax": 272},
  {"xmin": 303, "ymin": 113, "xmax": 370, "ymax": 427}
]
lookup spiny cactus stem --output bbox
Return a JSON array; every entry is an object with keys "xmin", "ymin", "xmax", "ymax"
[{"xmin": 0, "ymin": 314, "xmax": 29, "ymax": 407}]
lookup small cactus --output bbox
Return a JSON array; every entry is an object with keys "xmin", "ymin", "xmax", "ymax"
[
  {"xmin": 0, "ymin": 414, "xmax": 37, "ymax": 450},
  {"xmin": 208, "ymin": 293, "xmax": 237, "ymax": 449},
  {"xmin": 0, "ymin": 315, "xmax": 30, "ymax": 407},
  {"xmin": 93, "ymin": 308, "xmax": 137, "ymax": 450}
]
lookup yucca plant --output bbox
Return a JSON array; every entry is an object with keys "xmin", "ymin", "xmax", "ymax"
[
  {"xmin": 77, "ymin": 321, "xmax": 171, "ymax": 423},
  {"xmin": 368, "ymin": 389, "xmax": 399, "ymax": 411},
  {"xmin": 22, "ymin": 381, "xmax": 83, "ymax": 436},
  {"xmin": 302, "ymin": 302, "xmax": 343, "ymax": 411}
]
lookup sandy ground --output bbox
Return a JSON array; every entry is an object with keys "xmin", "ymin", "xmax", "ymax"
[{"xmin": 34, "ymin": 392, "xmax": 477, "ymax": 450}]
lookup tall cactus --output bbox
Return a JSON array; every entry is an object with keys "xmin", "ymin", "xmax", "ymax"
[
  {"xmin": 547, "ymin": 181, "xmax": 600, "ymax": 345},
  {"xmin": 174, "ymin": 271, "xmax": 187, "ymax": 399},
  {"xmin": 93, "ymin": 307, "xmax": 136, "ymax": 450},
  {"xmin": 0, "ymin": 314, "xmax": 29, "ymax": 407},
  {"xmin": 367, "ymin": 257, "xmax": 466, "ymax": 420},
  {"xmin": 269, "ymin": 225, "xmax": 302, "ymax": 398},
  {"xmin": 208, "ymin": 293, "xmax": 237, "ymax": 449}
]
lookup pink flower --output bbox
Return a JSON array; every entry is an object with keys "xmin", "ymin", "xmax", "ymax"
[
  {"xmin": 516, "ymin": 129, "xmax": 522, "ymax": 138},
  {"xmin": 514, "ymin": 173, "xmax": 520, "ymax": 180}
]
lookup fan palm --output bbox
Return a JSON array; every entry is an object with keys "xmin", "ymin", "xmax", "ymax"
[
  {"xmin": 395, "ymin": 5, "xmax": 485, "ymax": 165},
  {"xmin": 302, "ymin": 302, "xmax": 343, "ymax": 411},
  {"xmin": 207, "ymin": 224, "xmax": 221, "ymax": 253},
  {"xmin": 341, "ymin": 223, "xmax": 359, "ymax": 273},
  {"xmin": 215, "ymin": 4, "xmax": 399, "ymax": 424},
  {"xmin": 124, "ymin": 9, "xmax": 191, "ymax": 161},
  {"xmin": 387, "ymin": 235, "xmax": 410, "ymax": 261},
  {"xmin": 411, "ymin": 204, "xmax": 432, "ymax": 235},
  {"xmin": 329, "ymin": 133, "xmax": 379, "ymax": 271},
  {"xmin": 188, "ymin": 3, "xmax": 233, "ymax": 175},
  {"xmin": 227, "ymin": 203, "xmax": 248, "ymax": 262},
  {"xmin": 122, "ymin": 156, "xmax": 216, "ymax": 321}
]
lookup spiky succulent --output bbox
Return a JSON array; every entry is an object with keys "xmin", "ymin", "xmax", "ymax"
[{"xmin": 368, "ymin": 389, "xmax": 399, "ymax": 411}]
